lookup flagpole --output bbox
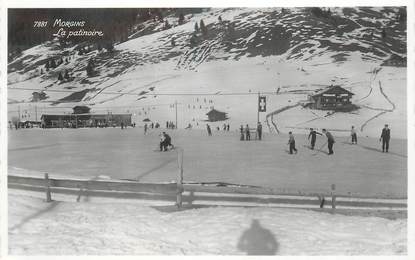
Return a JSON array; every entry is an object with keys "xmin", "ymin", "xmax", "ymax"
[{"xmin": 257, "ymin": 91, "xmax": 260, "ymax": 124}]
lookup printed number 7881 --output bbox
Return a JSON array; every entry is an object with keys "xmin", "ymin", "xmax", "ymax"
[{"xmin": 33, "ymin": 21, "xmax": 48, "ymax": 27}]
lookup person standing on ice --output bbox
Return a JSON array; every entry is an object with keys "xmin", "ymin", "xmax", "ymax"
[
  {"xmin": 245, "ymin": 124, "xmax": 251, "ymax": 141},
  {"xmin": 288, "ymin": 131, "xmax": 297, "ymax": 154},
  {"xmin": 257, "ymin": 122, "xmax": 263, "ymax": 140},
  {"xmin": 308, "ymin": 128, "xmax": 322, "ymax": 149},
  {"xmin": 240, "ymin": 125, "xmax": 245, "ymax": 141},
  {"xmin": 351, "ymin": 126, "xmax": 357, "ymax": 144},
  {"xmin": 144, "ymin": 123, "xmax": 148, "ymax": 135},
  {"xmin": 322, "ymin": 129, "xmax": 335, "ymax": 155},
  {"xmin": 206, "ymin": 124, "xmax": 212, "ymax": 136},
  {"xmin": 380, "ymin": 124, "xmax": 390, "ymax": 153}
]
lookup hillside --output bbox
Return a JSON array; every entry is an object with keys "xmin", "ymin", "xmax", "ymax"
[{"xmin": 7, "ymin": 7, "xmax": 407, "ymax": 138}]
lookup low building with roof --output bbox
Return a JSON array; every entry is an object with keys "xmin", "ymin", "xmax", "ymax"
[{"xmin": 309, "ymin": 85, "xmax": 355, "ymax": 111}]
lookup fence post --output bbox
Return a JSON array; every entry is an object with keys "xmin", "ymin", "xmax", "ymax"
[
  {"xmin": 331, "ymin": 184, "xmax": 336, "ymax": 209},
  {"xmin": 44, "ymin": 173, "xmax": 52, "ymax": 202},
  {"xmin": 176, "ymin": 148, "xmax": 184, "ymax": 208}
]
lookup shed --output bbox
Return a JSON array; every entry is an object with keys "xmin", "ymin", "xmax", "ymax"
[{"xmin": 206, "ymin": 109, "xmax": 228, "ymax": 122}]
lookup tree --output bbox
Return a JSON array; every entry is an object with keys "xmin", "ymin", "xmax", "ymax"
[
  {"xmin": 51, "ymin": 59, "xmax": 57, "ymax": 68},
  {"xmin": 105, "ymin": 42, "xmax": 114, "ymax": 52},
  {"xmin": 178, "ymin": 13, "xmax": 185, "ymax": 25},
  {"xmin": 164, "ymin": 19, "xmax": 171, "ymax": 29},
  {"xmin": 40, "ymin": 68, "xmax": 44, "ymax": 75},
  {"xmin": 64, "ymin": 70, "xmax": 70, "ymax": 80},
  {"xmin": 78, "ymin": 48, "xmax": 84, "ymax": 55},
  {"xmin": 58, "ymin": 72, "xmax": 63, "ymax": 81},
  {"xmin": 45, "ymin": 61, "xmax": 50, "ymax": 71},
  {"xmin": 194, "ymin": 22, "xmax": 200, "ymax": 32},
  {"xmin": 86, "ymin": 59, "xmax": 94, "ymax": 77},
  {"xmin": 218, "ymin": 16, "xmax": 222, "ymax": 23},
  {"xmin": 200, "ymin": 19, "xmax": 207, "ymax": 36},
  {"xmin": 190, "ymin": 33, "xmax": 197, "ymax": 46},
  {"xmin": 171, "ymin": 38, "xmax": 176, "ymax": 47},
  {"xmin": 381, "ymin": 28, "xmax": 387, "ymax": 39}
]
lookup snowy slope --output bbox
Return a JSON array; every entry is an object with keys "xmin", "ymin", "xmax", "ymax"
[
  {"xmin": 8, "ymin": 191, "xmax": 406, "ymax": 255},
  {"xmin": 7, "ymin": 7, "xmax": 407, "ymax": 138}
]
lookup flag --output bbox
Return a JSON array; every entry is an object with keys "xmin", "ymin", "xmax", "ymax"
[{"xmin": 258, "ymin": 96, "xmax": 266, "ymax": 112}]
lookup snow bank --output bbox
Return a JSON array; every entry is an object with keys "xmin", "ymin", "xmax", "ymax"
[{"xmin": 8, "ymin": 191, "xmax": 406, "ymax": 255}]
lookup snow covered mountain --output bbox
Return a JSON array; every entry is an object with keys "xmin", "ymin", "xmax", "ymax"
[{"xmin": 7, "ymin": 7, "xmax": 407, "ymax": 138}]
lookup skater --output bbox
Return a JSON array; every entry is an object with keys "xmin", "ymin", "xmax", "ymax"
[
  {"xmin": 257, "ymin": 122, "xmax": 263, "ymax": 140},
  {"xmin": 308, "ymin": 128, "xmax": 322, "ymax": 149},
  {"xmin": 351, "ymin": 126, "xmax": 357, "ymax": 144},
  {"xmin": 227, "ymin": 124, "xmax": 230, "ymax": 131},
  {"xmin": 206, "ymin": 124, "xmax": 212, "ymax": 136},
  {"xmin": 245, "ymin": 124, "xmax": 251, "ymax": 141},
  {"xmin": 121, "ymin": 121, "xmax": 124, "ymax": 130},
  {"xmin": 144, "ymin": 123, "xmax": 148, "ymax": 135},
  {"xmin": 223, "ymin": 123, "xmax": 227, "ymax": 131},
  {"xmin": 380, "ymin": 124, "xmax": 390, "ymax": 152},
  {"xmin": 240, "ymin": 125, "xmax": 245, "ymax": 141},
  {"xmin": 288, "ymin": 131, "xmax": 297, "ymax": 154},
  {"xmin": 322, "ymin": 129, "xmax": 335, "ymax": 155},
  {"xmin": 159, "ymin": 132, "xmax": 174, "ymax": 151}
]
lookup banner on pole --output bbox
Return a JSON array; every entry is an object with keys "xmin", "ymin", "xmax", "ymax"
[{"xmin": 258, "ymin": 96, "xmax": 266, "ymax": 112}]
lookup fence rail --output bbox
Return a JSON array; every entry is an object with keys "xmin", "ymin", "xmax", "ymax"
[{"xmin": 8, "ymin": 174, "xmax": 406, "ymax": 211}]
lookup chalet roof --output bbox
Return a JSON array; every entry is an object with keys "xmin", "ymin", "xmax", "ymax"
[
  {"xmin": 206, "ymin": 108, "xmax": 227, "ymax": 116},
  {"xmin": 41, "ymin": 113, "xmax": 132, "ymax": 119},
  {"xmin": 311, "ymin": 85, "xmax": 354, "ymax": 97}
]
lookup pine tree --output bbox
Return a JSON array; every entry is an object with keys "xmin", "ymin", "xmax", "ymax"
[
  {"xmin": 194, "ymin": 22, "xmax": 199, "ymax": 32},
  {"xmin": 218, "ymin": 16, "xmax": 222, "ymax": 23},
  {"xmin": 164, "ymin": 19, "xmax": 171, "ymax": 29},
  {"xmin": 178, "ymin": 13, "xmax": 185, "ymax": 25},
  {"xmin": 86, "ymin": 59, "xmax": 94, "ymax": 77},
  {"xmin": 78, "ymin": 48, "xmax": 84, "ymax": 55},
  {"xmin": 381, "ymin": 28, "xmax": 386, "ymax": 39},
  {"xmin": 45, "ymin": 61, "xmax": 50, "ymax": 71},
  {"xmin": 171, "ymin": 38, "xmax": 176, "ymax": 47},
  {"xmin": 40, "ymin": 68, "xmax": 44, "ymax": 75},
  {"xmin": 64, "ymin": 70, "xmax": 70, "ymax": 80},
  {"xmin": 51, "ymin": 59, "xmax": 57, "ymax": 68},
  {"xmin": 200, "ymin": 19, "xmax": 207, "ymax": 36},
  {"xmin": 58, "ymin": 72, "xmax": 63, "ymax": 81},
  {"xmin": 105, "ymin": 42, "xmax": 114, "ymax": 52}
]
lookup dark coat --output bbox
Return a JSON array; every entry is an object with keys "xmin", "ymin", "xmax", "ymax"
[{"xmin": 381, "ymin": 128, "xmax": 390, "ymax": 140}]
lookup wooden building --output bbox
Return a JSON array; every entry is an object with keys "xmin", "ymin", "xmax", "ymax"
[
  {"xmin": 309, "ymin": 85, "xmax": 355, "ymax": 110},
  {"xmin": 41, "ymin": 113, "xmax": 132, "ymax": 128},
  {"xmin": 206, "ymin": 109, "xmax": 228, "ymax": 122}
]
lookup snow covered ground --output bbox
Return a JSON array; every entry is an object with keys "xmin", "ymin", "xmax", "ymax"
[
  {"xmin": 8, "ymin": 190, "xmax": 406, "ymax": 255},
  {"xmin": 7, "ymin": 7, "xmax": 407, "ymax": 139}
]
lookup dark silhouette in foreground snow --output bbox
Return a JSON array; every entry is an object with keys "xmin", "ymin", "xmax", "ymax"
[{"xmin": 237, "ymin": 219, "xmax": 279, "ymax": 255}]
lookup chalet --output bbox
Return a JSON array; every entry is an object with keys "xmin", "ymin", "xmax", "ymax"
[
  {"xmin": 206, "ymin": 108, "xmax": 228, "ymax": 122},
  {"xmin": 41, "ymin": 113, "xmax": 132, "ymax": 128},
  {"xmin": 309, "ymin": 85, "xmax": 355, "ymax": 111}
]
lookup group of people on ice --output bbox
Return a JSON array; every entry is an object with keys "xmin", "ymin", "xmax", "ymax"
[
  {"xmin": 239, "ymin": 122, "xmax": 263, "ymax": 141},
  {"xmin": 287, "ymin": 124, "xmax": 391, "ymax": 155},
  {"xmin": 156, "ymin": 120, "xmax": 391, "ymax": 155}
]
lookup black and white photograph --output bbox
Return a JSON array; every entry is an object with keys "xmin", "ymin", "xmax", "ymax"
[{"xmin": 3, "ymin": 1, "xmax": 414, "ymax": 256}]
